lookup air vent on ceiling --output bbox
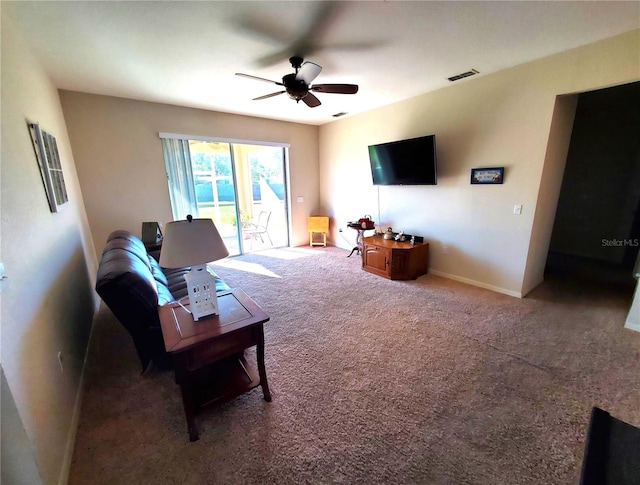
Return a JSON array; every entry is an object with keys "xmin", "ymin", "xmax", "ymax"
[
  {"xmin": 332, "ymin": 112, "xmax": 348, "ymax": 118},
  {"xmin": 447, "ymin": 69, "xmax": 479, "ymax": 82}
]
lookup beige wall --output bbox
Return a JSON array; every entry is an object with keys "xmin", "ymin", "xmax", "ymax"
[
  {"xmin": 59, "ymin": 92, "xmax": 319, "ymax": 253},
  {"xmin": 1, "ymin": 15, "xmax": 98, "ymax": 485},
  {"xmin": 320, "ymin": 29, "xmax": 640, "ymax": 297},
  {"xmin": 522, "ymin": 95, "xmax": 578, "ymax": 295}
]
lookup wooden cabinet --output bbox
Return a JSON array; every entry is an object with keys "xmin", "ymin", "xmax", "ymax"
[{"xmin": 362, "ymin": 237, "xmax": 429, "ymax": 280}]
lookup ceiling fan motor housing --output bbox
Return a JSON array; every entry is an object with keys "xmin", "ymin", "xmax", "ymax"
[{"xmin": 283, "ymin": 73, "xmax": 309, "ymax": 101}]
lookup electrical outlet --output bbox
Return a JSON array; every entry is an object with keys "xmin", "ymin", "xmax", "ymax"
[
  {"xmin": 57, "ymin": 351, "xmax": 64, "ymax": 372},
  {"xmin": 442, "ymin": 244, "xmax": 449, "ymax": 255}
]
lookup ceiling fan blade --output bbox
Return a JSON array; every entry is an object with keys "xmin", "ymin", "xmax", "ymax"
[
  {"xmin": 319, "ymin": 40, "xmax": 385, "ymax": 53},
  {"xmin": 311, "ymin": 84, "xmax": 359, "ymax": 94},
  {"xmin": 253, "ymin": 91, "xmax": 285, "ymax": 101},
  {"xmin": 301, "ymin": 2, "xmax": 341, "ymax": 50},
  {"xmin": 254, "ymin": 50, "xmax": 298, "ymax": 69},
  {"xmin": 296, "ymin": 61, "xmax": 322, "ymax": 84},
  {"xmin": 302, "ymin": 93, "xmax": 321, "ymax": 108},
  {"xmin": 236, "ymin": 73, "xmax": 283, "ymax": 86},
  {"xmin": 242, "ymin": 2, "xmax": 342, "ymax": 67}
]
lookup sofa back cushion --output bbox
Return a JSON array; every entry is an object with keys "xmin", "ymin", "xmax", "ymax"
[
  {"xmin": 96, "ymin": 237, "xmax": 160, "ymax": 338},
  {"xmin": 103, "ymin": 230, "xmax": 151, "ymax": 263}
]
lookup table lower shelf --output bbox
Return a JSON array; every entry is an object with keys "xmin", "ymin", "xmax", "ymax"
[{"xmin": 186, "ymin": 352, "xmax": 261, "ymax": 410}]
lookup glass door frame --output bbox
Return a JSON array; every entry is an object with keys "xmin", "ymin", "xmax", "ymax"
[{"xmin": 175, "ymin": 134, "xmax": 291, "ymax": 255}]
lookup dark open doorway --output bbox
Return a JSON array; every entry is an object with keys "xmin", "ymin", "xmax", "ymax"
[{"xmin": 545, "ymin": 81, "xmax": 640, "ymax": 293}]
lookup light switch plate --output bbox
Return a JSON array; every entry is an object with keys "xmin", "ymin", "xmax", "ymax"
[{"xmin": 513, "ymin": 204, "xmax": 522, "ymax": 215}]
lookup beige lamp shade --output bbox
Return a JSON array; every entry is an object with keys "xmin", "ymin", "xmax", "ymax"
[{"xmin": 159, "ymin": 216, "xmax": 229, "ymax": 268}]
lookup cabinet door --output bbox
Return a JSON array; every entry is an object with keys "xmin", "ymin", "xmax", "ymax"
[
  {"xmin": 389, "ymin": 250, "xmax": 409, "ymax": 279},
  {"xmin": 363, "ymin": 244, "xmax": 390, "ymax": 277}
]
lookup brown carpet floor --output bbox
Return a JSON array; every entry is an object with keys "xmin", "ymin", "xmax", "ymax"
[{"xmin": 69, "ymin": 246, "xmax": 640, "ymax": 484}]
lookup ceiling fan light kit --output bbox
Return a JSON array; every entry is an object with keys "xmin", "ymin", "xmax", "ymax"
[{"xmin": 236, "ymin": 56, "xmax": 359, "ymax": 108}]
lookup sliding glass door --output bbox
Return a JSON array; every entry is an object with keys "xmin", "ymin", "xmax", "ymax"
[
  {"xmin": 238, "ymin": 144, "xmax": 289, "ymax": 252},
  {"xmin": 189, "ymin": 141, "xmax": 240, "ymax": 253},
  {"xmin": 184, "ymin": 140, "xmax": 289, "ymax": 256}
]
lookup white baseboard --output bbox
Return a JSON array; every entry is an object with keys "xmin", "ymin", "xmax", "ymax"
[
  {"xmin": 58, "ymin": 309, "xmax": 98, "ymax": 485},
  {"xmin": 428, "ymin": 269, "xmax": 523, "ymax": 298},
  {"xmin": 58, "ymin": 371, "xmax": 84, "ymax": 485},
  {"xmin": 625, "ymin": 320, "xmax": 640, "ymax": 332}
]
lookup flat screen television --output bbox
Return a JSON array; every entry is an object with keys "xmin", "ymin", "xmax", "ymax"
[{"xmin": 368, "ymin": 134, "xmax": 437, "ymax": 185}]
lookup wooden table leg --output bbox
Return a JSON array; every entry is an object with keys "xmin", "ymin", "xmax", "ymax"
[
  {"xmin": 180, "ymin": 383, "xmax": 199, "ymax": 441},
  {"xmin": 256, "ymin": 325, "xmax": 272, "ymax": 402}
]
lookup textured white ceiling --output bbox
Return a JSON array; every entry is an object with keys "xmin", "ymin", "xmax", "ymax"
[{"xmin": 4, "ymin": 1, "xmax": 639, "ymax": 125}]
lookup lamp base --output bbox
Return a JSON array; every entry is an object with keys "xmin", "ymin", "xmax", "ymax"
[{"xmin": 184, "ymin": 265, "xmax": 219, "ymax": 321}]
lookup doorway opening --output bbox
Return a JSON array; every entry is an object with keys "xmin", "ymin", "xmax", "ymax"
[{"xmin": 545, "ymin": 81, "xmax": 640, "ymax": 294}]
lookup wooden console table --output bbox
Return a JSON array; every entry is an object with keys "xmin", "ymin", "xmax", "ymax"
[
  {"xmin": 362, "ymin": 236, "xmax": 429, "ymax": 280},
  {"xmin": 159, "ymin": 288, "xmax": 271, "ymax": 441}
]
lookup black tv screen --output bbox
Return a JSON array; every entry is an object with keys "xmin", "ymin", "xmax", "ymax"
[{"xmin": 368, "ymin": 135, "xmax": 437, "ymax": 185}]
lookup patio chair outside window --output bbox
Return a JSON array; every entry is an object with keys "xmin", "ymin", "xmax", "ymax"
[{"xmin": 243, "ymin": 211, "xmax": 273, "ymax": 248}]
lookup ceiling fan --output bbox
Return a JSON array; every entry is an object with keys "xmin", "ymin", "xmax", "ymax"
[{"xmin": 235, "ymin": 56, "xmax": 358, "ymax": 108}]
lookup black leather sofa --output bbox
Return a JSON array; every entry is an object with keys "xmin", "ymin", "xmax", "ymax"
[{"xmin": 95, "ymin": 230, "xmax": 229, "ymax": 371}]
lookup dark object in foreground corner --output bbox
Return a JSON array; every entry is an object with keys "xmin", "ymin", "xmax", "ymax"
[{"xmin": 580, "ymin": 406, "xmax": 640, "ymax": 485}]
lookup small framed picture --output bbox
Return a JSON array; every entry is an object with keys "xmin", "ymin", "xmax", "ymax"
[{"xmin": 471, "ymin": 167, "xmax": 504, "ymax": 185}]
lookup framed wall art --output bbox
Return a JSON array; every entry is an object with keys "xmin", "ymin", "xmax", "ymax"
[
  {"xmin": 471, "ymin": 167, "xmax": 504, "ymax": 185},
  {"xmin": 28, "ymin": 122, "xmax": 69, "ymax": 212}
]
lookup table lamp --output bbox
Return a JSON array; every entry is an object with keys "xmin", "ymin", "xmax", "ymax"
[{"xmin": 159, "ymin": 215, "xmax": 229, "ymax": 320}]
